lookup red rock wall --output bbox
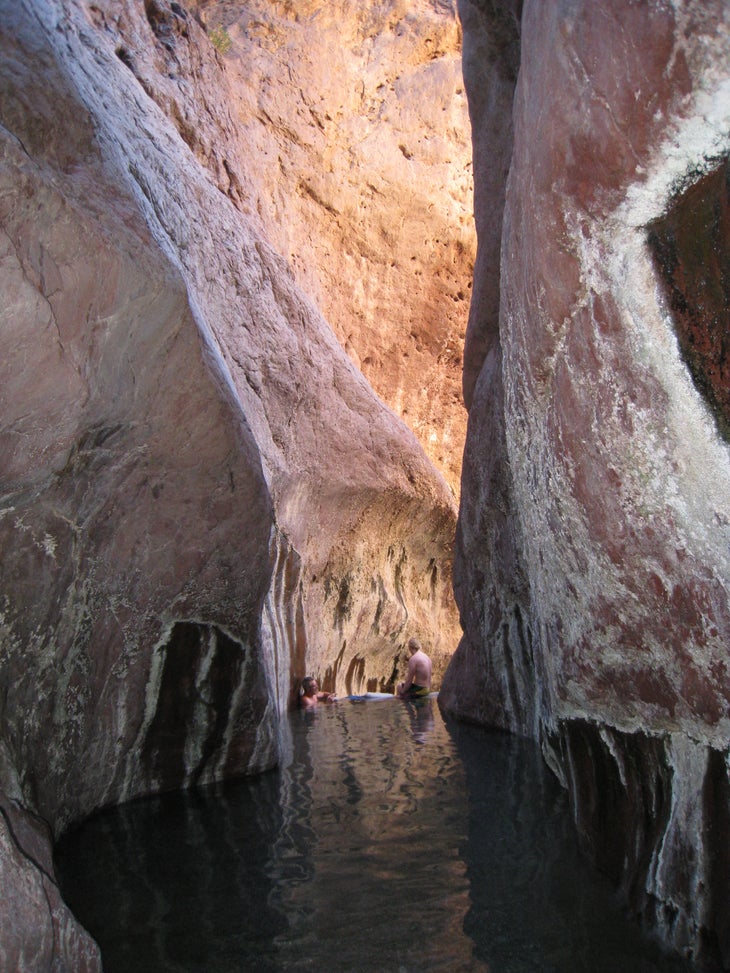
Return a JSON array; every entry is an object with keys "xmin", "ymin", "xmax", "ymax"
[
  {"xmin": 0, "ymin": 0, "xmax": 462, "ymax": 966},
  {"xmin": 443, "ymin": 0, "xmax": 730, "ymax": 966}
]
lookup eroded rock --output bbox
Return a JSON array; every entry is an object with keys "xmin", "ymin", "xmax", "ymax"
[
  {"xmin": 0, "ymin": 786, "xmax": 101, "ymax": 972},
  {"xmin": 0, "ymin": 0, "xmax": 461, "ymax": 965},
  {"xmin": 444, "ymin": 0, "xmax": 730, "ymax": 966},
  {"xmin": 197, "ymin": 0, "xmax": 475, "ymax": 497}
]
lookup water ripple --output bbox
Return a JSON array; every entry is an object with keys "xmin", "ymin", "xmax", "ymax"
[{"xmin": 56, "ymin": 698, "xmax": 694, "ymax": 973}]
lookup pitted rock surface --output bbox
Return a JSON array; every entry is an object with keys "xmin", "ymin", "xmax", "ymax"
[{"xmin": 198, "ymin": 0, "xmax": 474, "ymax": 497}]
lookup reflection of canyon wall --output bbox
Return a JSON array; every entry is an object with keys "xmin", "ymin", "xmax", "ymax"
[
  {"xmin": 441, "ymin": 0, "xmax": 730, "ymax": 967},
  {"xmin": 199, "ymin": 0, "xmax": 474, "ymax": 497},
  {"xmin": 0, "ymin": 0, "xmax": 462, "ymax": 966}
]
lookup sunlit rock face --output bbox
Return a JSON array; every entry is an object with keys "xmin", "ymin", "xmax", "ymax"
[
  {"xmin": 198, "ymin": 0, "xmax": 475, "ymax": 498},
  {"xmin": 442, "ymin": 0, "xmax": 730, "ymax": 966},
  {"xmin": 0, "ymin": 0, "xmax": 460, "ymax": 965}
]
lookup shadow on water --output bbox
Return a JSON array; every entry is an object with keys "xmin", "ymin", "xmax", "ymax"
[
  {"xmin": 445, "ymin": 718, "xmax": 695, "ymax": 973},
  {"xmin": 55, "ymin": 699, "xmax": 694, "ymax": 973}
]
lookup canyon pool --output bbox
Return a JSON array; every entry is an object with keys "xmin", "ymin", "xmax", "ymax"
[{"xmin": 56, "ymin": 698, "xmax": 694, "ymax": 973}]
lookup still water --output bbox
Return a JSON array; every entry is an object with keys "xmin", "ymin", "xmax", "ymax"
[{"xmin": 56, "ymin": 698, "xmax": 694, "ymax": 973}]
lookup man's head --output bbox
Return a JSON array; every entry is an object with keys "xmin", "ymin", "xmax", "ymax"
[
  {"xmin": 407, "ymin": 637, "xmax": 422, "ymax": 655},
  {"xmin": 301, "ymin": 676, "xmax": 318, "ymax": 696}
]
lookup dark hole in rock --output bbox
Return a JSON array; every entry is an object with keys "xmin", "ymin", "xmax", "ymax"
[
  {"xmin": 115, "ymin": 46, "xmax": 134, "ymax": 70},
  {"xmin": 648, "ymin": 158, "xmax": 730, "ymax": 441},
  {"xmin": 140, "ymin": 621, "xmax": 245, "ymax": 791}
]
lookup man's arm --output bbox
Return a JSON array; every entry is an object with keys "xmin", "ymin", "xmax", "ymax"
[{"xmin": 401, "ymin": 656, "xmax": 417, "ymax": 693}]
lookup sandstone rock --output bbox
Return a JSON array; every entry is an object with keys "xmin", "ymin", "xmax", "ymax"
[
  {"xmin": 0, "ymin": 0, "xmax": 461, "ymax": 966},
  {"xmin": 196, "ymin": 0, "xmax": 475, "ymax": 497},
  {"xmin": 444, "ymin": 0, "xmax": 730, "ymax": 965},
  {"xmin": 0, "ymin": 784, "xmax": 101, "ymax": 972}
]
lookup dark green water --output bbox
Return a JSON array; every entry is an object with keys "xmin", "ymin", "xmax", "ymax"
[{"xmin": 55, "ymin": 698, "xmax": 694, "ymax": 973}]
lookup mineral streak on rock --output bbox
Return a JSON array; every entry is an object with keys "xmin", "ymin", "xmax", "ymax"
[
  {"xmin": 0, "ymin": 0, "xmax": 461, "ymax": 965},
  {"xmin": 442, "ymin": 0, "xmax": 730, "ymax": 966},
  {"xmin": 548, "ymin": 721, "xmax": 730, "ymax": 967}
]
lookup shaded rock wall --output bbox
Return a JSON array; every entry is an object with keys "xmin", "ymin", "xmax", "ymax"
[
  {"xmin": 440, "ymin": 0, "xmax": 532, "ymax": 732},
  {"xmin": 649, "ymin": 159, "xmax": 730, "ymax": 442},
  {"xmin": 0, "ymin": 787, "xmax": 100, "ymax": 972},
  {"xmin": 442, "ymin": 0, "xmax": 730, "ymax": 966},
  {"xmin": 0, "ymin": 0, "xmax": 462, "ymax": 966}
]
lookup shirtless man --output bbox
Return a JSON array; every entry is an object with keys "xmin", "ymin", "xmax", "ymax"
[
  {"xmin": 396, "ymin": 638, "xmax": 432, "ymax": 699},
  {"xmin": 299, "ymin": 676, "xmax": 336, "ymax": 709}
]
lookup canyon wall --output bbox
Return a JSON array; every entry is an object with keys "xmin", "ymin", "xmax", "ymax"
[
  {"xmin": 441, "ymin": 0, "xmax": 730, "ymax": 967},
  {"xmin": 198, "ymin": 0, "xmax": 475, "ymax": 498},
  {"xmin": 0, "ymin": 0, "xmax": 463, "ymax": 967}
]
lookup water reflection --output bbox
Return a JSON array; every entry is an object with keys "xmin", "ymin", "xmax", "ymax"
[
  {"xmin": 56, "ymin": 700, "xmax": 693, "ymax": 973},
  {"xmin": 272, "ymin": 698, "xmax": 480, "ymax": 972},
  {"xmin": 447, "ymin": 721, "xmax": 692, "ymax": 973},
  {"xmin": 403, "ymin": 696, "xmax": 436, "ymax": 744}
]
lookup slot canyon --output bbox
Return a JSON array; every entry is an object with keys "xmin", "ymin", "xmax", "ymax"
[{"xmin": 0, "ymin": 0, "xmax": 728, "ymax": 971}]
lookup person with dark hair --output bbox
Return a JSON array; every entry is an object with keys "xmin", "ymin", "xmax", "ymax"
[
  {"xmin": 299, "ymin": 676, "xmax": 336, "ymax": 709},
  {"xmin": 396, "ymin": 638, "xmax": 432, "ymax": 699}
]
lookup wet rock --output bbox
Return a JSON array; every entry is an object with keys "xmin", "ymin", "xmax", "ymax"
[{"xmin": 444, "ymin": 0, "xmax": 730, "ymax": 965}]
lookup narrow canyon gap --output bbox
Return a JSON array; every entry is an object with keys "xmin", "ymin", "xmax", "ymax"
[{"xmin": 1, "ymin": 1, "xmax": 729, "ymax": 972}]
